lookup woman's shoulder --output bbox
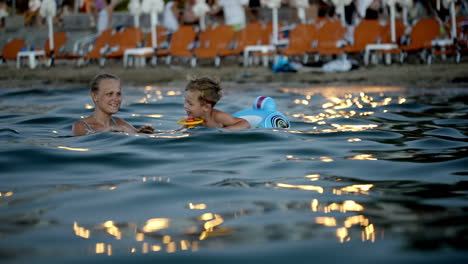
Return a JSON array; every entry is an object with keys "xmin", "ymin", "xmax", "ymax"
[
  {"xmin": 73, "ymin": 116, "xmax": 91, "ymax": 126},
  {"xmin": 72, "ymin": 118, "xmax": 92, "ymax": 136},
  {"xmin": 73, "ymin": 119, "xmax": 85, "ymax": 128}
]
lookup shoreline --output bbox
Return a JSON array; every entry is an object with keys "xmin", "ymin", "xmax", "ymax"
[{"xmin": 1, "ymin": 62, "xmax": 467, "ymax": 90}]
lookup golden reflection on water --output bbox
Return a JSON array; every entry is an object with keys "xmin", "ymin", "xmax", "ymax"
[
  {"xmin": 314, "ymin": 205, "xmax": 375, "ymax": 243},
  {"xmin": 199, "ymin": 213, "xmax": 214, "ymax": 221},
  {"xmin": 347, "ymin": 154, "xmax": 378, "ymax": 160},
  {"xmin": 73, "ymin": 222, "xmax": 90, "ymax": 239},
  {"xmin": 320, "ymin": 157, "xmax": 334, "ymax": 162},
  {"xmin": 0, "ymin": 191, "xmax": 13, "ymax": 197},
  {"xmin": 286, "ymin": 86, "xmax": 407, "ymax": 133},
  {"xmin": 167, "ymin": 241, "xmax": 177, "ymax": 253},
  {"xmin": 139, "ymin": 86, "xmax": 182, "ymax": 104},
  {"xmin": 73, "ymin": 197, "xmax": 378, "ymax": 255},
  {"xmin": 95, "ymin": 243, "xmax": 112, "ymax": 256},
  {"xmin": 327, "ymin": 124, "xmax": 379, "ymax": 132},
  {"xmin": 282, "ymin": 86, "xmax": 405, "ymax": 98},
  {"xmin": 189, "ymin": 203, "xmax": 207, "ymax": 210},
  {"xmin": 325, "ymin": 200, "xmax": 365, "ymax": 213},
  {"xmin": 203, "ymin": 214, "xmax": 224, "ymax": 231},
  {"xmin": 334, "ymin": 184, "xmax": 374, "ymax": 195},
  {"xmin": 142, "ymin": 218, "xmax": 170, "ymax": 233},
  {"xmin": 363, "ymin": 224, "xmax": 376, "ymax": 242},
  {"xmin": 71, "ymin": 207, "xmax": 230, "ymax": 255},
  {"xmin": 276, "ymin": 183, "xmax": 324, "ymax": 193},
  {"xmin": 344, "ymin": 215, "xmax": 369, "ymax": 228},
  {"xmin": 200, "ymin": 213, "xmax": 226, "ymax": 240},
  {"xmin": 131, "ymin": 114, "xmax": 164, "ymax": 118},
  {"xmin": 316, "ymin": 217, "xmax": 337, "ymax": 227},
  {"xmin": 57, "ymin": 146, "xmax": 90, "ymax": 152},
  {"xmin": 151, "ymin": 244, "xmax": 162, "ymax": 252},
  {"xmin": 336, "ymin": 227, "xmax": 349, "ymax": 243},
  {"xmin": 148, "ymin": 133, "xmax": 189, "ymax": 139},
  {"xmin": 136, "ymin": 232, "xmax": 144, "ymax": 241},
  {"xmin": 305, "ymin": 174, "xmax": 320, "ymax": 181},
  {"xmin": 72, "ymin": 174, "xmax": 380, "ymax": 255},
  {"xmin": 102, "ymin": 221, "xmax": 122, "ymax": 240},
  {"xmin": 275, "ymin": 175, "xmax": 377, "ymax": 244}
]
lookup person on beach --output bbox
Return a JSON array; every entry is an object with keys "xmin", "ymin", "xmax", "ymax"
[
  {"xmin": 182, "ymin": 0, "xmax": 199, "ymax": 25},
  {"xmin": 0, "ymin": 0, "xmax": 9, "ymax": 28},
  {"xmin": 96, "ymin": 0, "xmax": 113, "ymax": 33},
  {"xmin": 163, "ymin": 0, "xmax": 182, "ymax": 33},
  {"xmin": 209, "ymin": 0, "xmax": 250, "ymax": 31},
  {"xmin": 72, "ymin": 73, "xmax": 154, "ymax": 136},
  {"xmin": 183, "ymin": 77, "xmax": 250, "ymax": 129}
]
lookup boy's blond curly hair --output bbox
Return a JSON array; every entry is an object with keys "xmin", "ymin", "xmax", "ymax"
[{"xmin": 185, "ymin": 76, "xmax": 222, "ymax": 106}]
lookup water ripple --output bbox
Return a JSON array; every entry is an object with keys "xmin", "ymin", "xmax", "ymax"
[{"xmin": 0, "ymin": 85, "xmax": 467, "ymax": 262}]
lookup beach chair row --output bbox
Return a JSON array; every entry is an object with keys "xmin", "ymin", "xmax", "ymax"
[
  {"xmin": 0, "ymin": 23, "xmax": 270, "ymax": 68},
  {"xmin": 281, "ymin": 17, "xmax": 466, "ymax": 66},
  {"xmin": 1, "ymin": 17, "xmax": 467, "ymax": 69},
  {"xmin": 0, "ymin": 26, "xmax": 145, "ymax": 69},
  {"xmin": 120, "ymin": 23, "xmax": 278, "ymax": 67}
]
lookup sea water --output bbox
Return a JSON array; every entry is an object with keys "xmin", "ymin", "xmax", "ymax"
[{"xmin": 0, "ymin": 84, "xmax": 467, "ymax": 263}]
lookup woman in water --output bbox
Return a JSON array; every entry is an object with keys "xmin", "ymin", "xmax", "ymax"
[{"xmin": 72, "ymin": 73, "xmax": 154, "ymax": 136}]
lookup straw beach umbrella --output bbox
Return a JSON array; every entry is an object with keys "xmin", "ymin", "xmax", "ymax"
[
  {"xmin": 39, "ymin": 0, "xmax": 57, "ymax": 66},
  {"xmin": 142, "ymin": 0, "xmax": 164, "ymax": 64},
  {"xmin": 128, "ymin": 0, "xmax": 142, "ymax": 28},
  {"xmin": 193, "ymin": 0, "xmax": 210, "ymax": 31},
  {"xmin": 292, "ymin": 0, "xmax": 309, "ymax": 24},
  {"xmin": 261, "ymin": 0, "xmax": 281, "ymax": 45},
  {"xmin": 331, "ymin": 0, "xmax": 352, "ymax": 26}
]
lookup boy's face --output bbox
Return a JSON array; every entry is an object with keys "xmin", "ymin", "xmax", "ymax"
[{"xmin": 184, "ymin": 90, "xmax": 210, "ymax": 118}]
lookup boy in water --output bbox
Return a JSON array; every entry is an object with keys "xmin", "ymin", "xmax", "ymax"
[{"xmin": 183, "ymin": 77, "xmax": 250, "ymax": 129}]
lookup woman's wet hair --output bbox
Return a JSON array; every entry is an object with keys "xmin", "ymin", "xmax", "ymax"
[
  {"xmin": 185, "ymin": 77, "xmax": 222, "ymax": 106},
  {"xmin": 90, "ymin": 73, "xmax": 120, "ymax": 93}
]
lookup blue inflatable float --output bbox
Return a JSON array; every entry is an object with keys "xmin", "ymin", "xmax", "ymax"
[{"xmin": 234, "ymin": 96, "xmax": 290, "ymax": 128}]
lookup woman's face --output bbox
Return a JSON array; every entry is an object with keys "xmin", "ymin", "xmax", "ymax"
[
  {"xmin": 184, "ymin": 90, "xmax": 207, "ymax": 118},
  {"xmin": 92, "ymin": 79, "xmax": 122, "ymax": 115}
]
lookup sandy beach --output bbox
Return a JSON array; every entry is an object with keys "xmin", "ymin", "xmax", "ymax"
[{"xmin": 1, "ymin": 61, "xmax": 467, "ymax": 90}]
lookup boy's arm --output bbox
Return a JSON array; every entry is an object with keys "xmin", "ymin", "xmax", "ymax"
[{"xmin": 216, "ymin": 111, "xmax": 250, "ymax": 130}]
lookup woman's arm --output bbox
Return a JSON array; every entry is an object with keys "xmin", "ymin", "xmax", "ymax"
[{"xmin": 113, "ymin": 117, "xmax": 154, "ymax": 134}]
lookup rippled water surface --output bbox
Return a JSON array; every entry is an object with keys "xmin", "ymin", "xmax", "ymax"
[{"xmin": 0, "ymin": 84, "xmax": 467, "ymax": 263}]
